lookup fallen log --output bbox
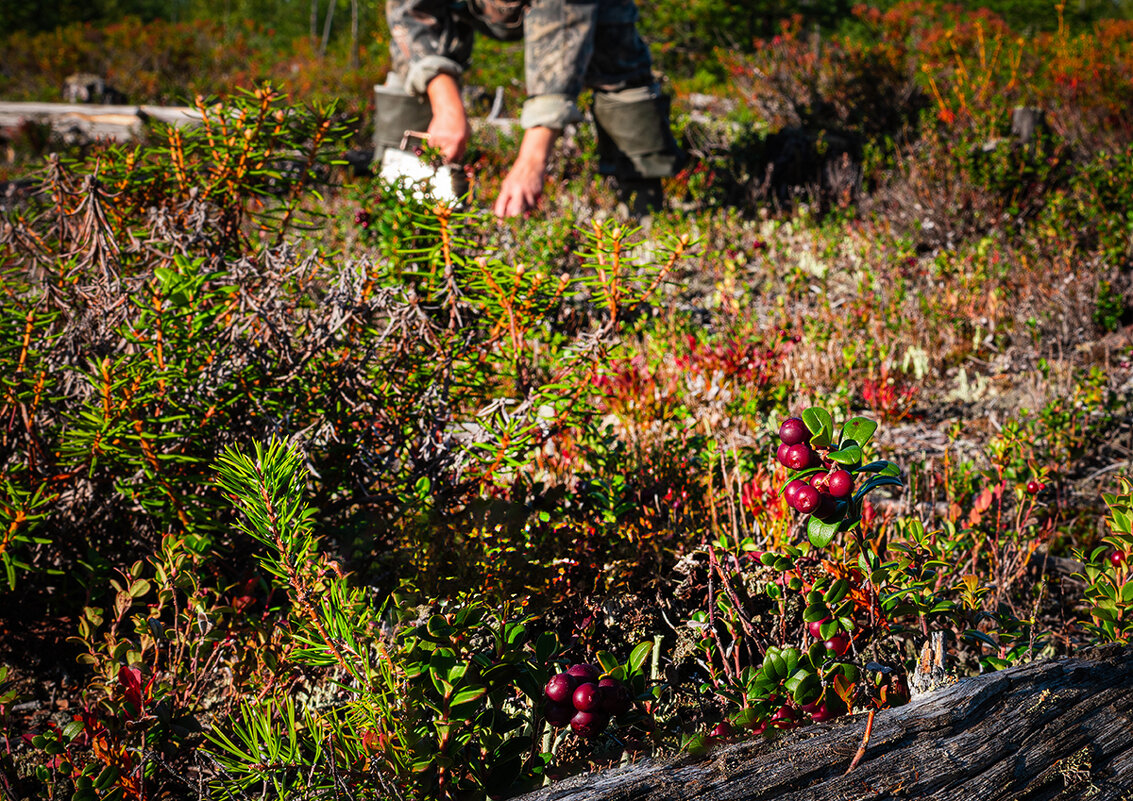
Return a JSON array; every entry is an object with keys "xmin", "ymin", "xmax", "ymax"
[
  {"xmin": 514, "ymin": 643, "xmax": 1133, "ymax": 801},
  {"xmin": 0, "ymin": 102, "xmax": 201, "ymax": 143}
]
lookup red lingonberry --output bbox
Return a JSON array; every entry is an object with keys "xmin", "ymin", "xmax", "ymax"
[
  {"xmin": 572, "ymin": 682, "xmax": 604, "ymax": 713},
  {"xmin": 544, "ymin": 673, "xmax": 577, "ymax": 704},
  {"xmin": 570, "ymin": 709, "xmax": 610, "ymax": 738},
  {"xmin": 824, "ymin": 634, "xmax": 850, "ymax": 656},
  {"xmin": 566, "ymin": 663, "xmax": 600, "ymax": 683},
  {"xmin": 779, "ymin": 417, "xmax": 808, "ymax": 446},
  {"xmin": 783, "ymin": 479, "xmax": 807, "ymax": 507},
  {"xmin": 783, "ymin": 443, "xmax": 814, "ymax": 471},
  {"xmin": 827, "ymin": 469, "xmax": 853, "ymax": 498},
  {"xmin": 793, "ymin": 484, "xmax": 821, "ymax": 514}
]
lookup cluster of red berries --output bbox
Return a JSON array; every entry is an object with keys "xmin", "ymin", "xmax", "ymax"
[
  {"xmin": 543, "ymin": 663, "xmax": 632, "ymax": 739},
  {"xmin": 776, "ymin": 418, "xmax": 853, "ymax": 518},
  {"xmin": 808, "ymin": 616, "xmax": 851, "ymax": 658},
  {"xmin": 354, "ymin": 209, "xmax": 371, "ymax": 229}
]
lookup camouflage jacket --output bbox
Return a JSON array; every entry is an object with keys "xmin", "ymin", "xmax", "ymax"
[{"xmin": 387, "ymin": 0, "xmax": 654, "ymax": 129}]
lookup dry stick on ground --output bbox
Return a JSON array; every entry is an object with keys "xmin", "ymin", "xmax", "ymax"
[{"xmin": 512, "ymin": 643, "xmax": 1133, "ymax": 801}]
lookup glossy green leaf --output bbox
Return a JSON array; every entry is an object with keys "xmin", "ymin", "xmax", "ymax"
[
  {"xmin": 963, "ymin": 630, "xmax": 999, "ymax": 649},
  {"xmin": 824, "ymin": 579, "xmax": 850, "ymax": 604},
  {"xmin": 840, "ymin": 417, "xmax": 878, "ymax": 448},
  {"xmin": 856, "ymin": 460, "xmax": 901, "ymax": 477},
  {"xmin": 828, "ymin": 443, "xmax": 863, "ymax": 465},
  {"xmin": 782, "ymin": 647, "xmax": 800, "ymax": 675},
  {"xmin": 808, "ymin": 515, "xmax": 839, "ymax": 549},
  {"xmin": 425, "ymin": 614, "xmax": 451, "ymax": 640},
  {"xmin": 803, "ymin": 602, "xmax": 831, "ymax": 623},
  {"xmin": 596, "ymin": 650, "xmax": 619, "ymax": 675},
  {"xmin": 450, "ymin": 686, "xmax": 486, "ymax": 706},
  {"xmin": 854, "ymin": 475, "xmax": 904, "ymax": 502},
  {"xmin": 535, "ymin": 631, "xmax": 558, "ymax": 665},
  {"xmin": 791, "ymin": 673, "xmax": 821, "ymax": 704},
  {"xmin": 93, "ymin": 765, "xmax": 120, "ymax": 792},
  {"xmin": 802, "ymin": 407, "xmax": 833, "ymax": 447},
  {"xmin": 629, "ymin": 641, "xmax": 653, "ymax": 674},
  {"xmin": 783, "ymin": 670, "xmax": 807, "ymax": 695}
]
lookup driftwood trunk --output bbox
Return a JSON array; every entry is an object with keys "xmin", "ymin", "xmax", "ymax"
[
  {"xmin": 515, "ymin": 644, "xmax": 1133, "ymax": 801},
  {"xmin": 0, "ymin": 102, "xmax": 200, "ymax": 143}
]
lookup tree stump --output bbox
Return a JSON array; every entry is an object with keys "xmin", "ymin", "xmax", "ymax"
[{"xmin": 514, "ymin": 644, "xmax": 1133, "ymax": 801}]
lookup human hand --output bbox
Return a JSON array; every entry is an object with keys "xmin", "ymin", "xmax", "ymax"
[
  {"xmin": 493, "ymin": 157, "xmax": 546, "ymax": 218},
  {"xmin": 425, "ymin": 74, "xmax": 470, "ymax": 163},
  {"xmin": 427, "ymin": 107, "xmax": 471, "ymax": 163},
  {"xmin": 493, "ymin": 126, "xmax": 558, "ymax": 218}
]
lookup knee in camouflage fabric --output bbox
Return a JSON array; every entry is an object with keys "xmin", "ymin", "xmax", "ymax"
[
  {"xmin": 371, "ymin": 84, "xmax": 434, "ymax": 161},
  {"xmin": 592, "ymin": 87, "xmax": 686, "ymax": 179}
]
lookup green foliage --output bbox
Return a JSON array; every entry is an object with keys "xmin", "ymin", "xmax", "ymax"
[
  {"xmin": 6, "ymin": 1, "xmax": 1133, "ymax": 793},
  {"xmin": 1075, "ymin": 479, "xmax": 1133, "ymax": 644},
  {"xmin": 206, "ymin": 438, "xmax": 558, "ymax": 800}
]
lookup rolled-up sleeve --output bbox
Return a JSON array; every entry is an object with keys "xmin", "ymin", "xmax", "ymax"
[
  {"xmin": 405, "ymin": 55, "xmax": 464, "ymax": 96},
  {"xmin": 387, "ymin": 0, "xmax": 474, "ymax": 96},
  {"xmin": 520, "ymin": 93, "xmax": 584, "ymax": 129},
  {"xmin": 521, "ymin": 0, "xmax": 596, "ymax": 129}
]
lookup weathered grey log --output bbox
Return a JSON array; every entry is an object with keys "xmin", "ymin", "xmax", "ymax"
[
  {"xmin": 0, "ymin": 102, "xmax": 201, "ymax": 143},
  {"xmin": 514, "ymin": 643, "xmax": 1133, "ymax": 801}
]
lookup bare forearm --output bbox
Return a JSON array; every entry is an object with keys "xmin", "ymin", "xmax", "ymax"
[
  {"xmin": 493, "ymin": 126, "xmax": 561, "ymax": 218},
  {"xmin": 515, "ymin": 126, "xmax": 560, "ymax": 170},
  {"xmin": 426, "ymin": 73, "xmax": 463, "ymax": 113},
  {"xmin": 425, "ymin": 73, "xmax": 470, "ymax": 162}
]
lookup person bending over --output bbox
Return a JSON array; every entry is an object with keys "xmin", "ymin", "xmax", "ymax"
[{"xmin": 374, "ymin": 0, "xmax": 686, "ymax": 217}]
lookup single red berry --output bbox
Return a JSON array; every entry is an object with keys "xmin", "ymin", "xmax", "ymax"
[
  {"xmin": 1026, "ymin": 480, "xmax": 1045, "ymax": 495},
  {"xmin": 810, "ymin": 702, "xmax": 843, "ymax": 722},
  {"xmin": 793, "ymin": 484, "xmax": 821, "ymax": 514},
  {"xmin": 779, "ymin": 417, "xmax": 808, "ymax": 446},
  {"xmin": 824, "ymin": 634, "xmax": 850, "ymax": 656},
  {"xmin": 827, "ymin": 469, "xmax": 853, "ymax": 499},
  {"xmin": 544, "ymin": 701, "xmax": 575, "ymax": 727},
  {"xmin": 783, "ymin": 443, "xmax": 814, "ymax": 471},
  {"xmin": 570, "ymin": 709, "xmax": 610, "ymax": 739},
  {"xmin": 1110, "ymin": 550, "xmax": 1127, "ymax": 567},
  {"xmin": 810, "ymin": 471, "xmax": 830, "ymax": 493},
  {"xmin": 770, "ymin": 705, "xmax": 800, "ymax": 729},
  {"xmin": 808, "ymin": 616, "xmax": 831, "ymax": 639},
  {"xmin": 783, "ymin": 479, "xmax": 807, "ymax": 507},
  {"xmin": 776, "ymin": 442, "xmax": 793, "ymax": 467},
  {"xmin": 567, "ymin": 663, "xmax": 600, "ymax": 684},
  {"xmin": 572, "ymin": 682, "xmax": 604, "ymax": 713},
  {"xmin": 544, "ymin": 673, "xmax": 577, "ymax": 704}
]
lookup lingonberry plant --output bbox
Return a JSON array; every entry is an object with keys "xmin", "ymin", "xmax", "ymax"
[
  {"xmin": 1075, "ymin": 478, "xmax": 1133, "ymax": 644},
  {"xmin": 774, "ymin": 407, "xmax": 902, "ymax": 549}
]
